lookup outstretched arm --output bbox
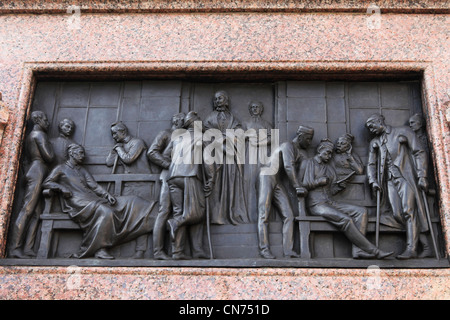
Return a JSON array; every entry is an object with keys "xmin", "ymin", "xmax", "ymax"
[
  {"xmin": 42, "ymin": 167, "xmax": 71, "ymax": 198},
  {"xmin": 82, "ymin": 168, "xmax": 116, "ymax": 204}
]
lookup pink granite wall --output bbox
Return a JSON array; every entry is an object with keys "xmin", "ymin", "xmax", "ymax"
[
  {"xmin": 0, "ymin": 266, "xmax": 449, "ymax": 300},
  {"xmin": 0, "ymin": 1, "xmax": 448, "ymax": 299}
]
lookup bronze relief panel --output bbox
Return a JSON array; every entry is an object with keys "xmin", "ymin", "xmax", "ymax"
[{"xmin": 5, "ymin": 80, "xmax": 446, "ymax": 267}]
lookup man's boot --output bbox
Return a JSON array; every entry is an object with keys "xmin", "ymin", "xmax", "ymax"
[
  {"xmin": 397, "ymin": 215, "xmax": 419, "ymax": 260},
  {"xmin": 418, "ymin": 233, "xmax": 434, "ymax": 258}
]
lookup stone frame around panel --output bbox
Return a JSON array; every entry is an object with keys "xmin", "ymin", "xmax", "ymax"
[{"xmin": 0, "ymin": 60, "xmax": 448, "ymax": 263}]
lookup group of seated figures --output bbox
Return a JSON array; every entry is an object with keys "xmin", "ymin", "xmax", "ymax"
[{"xmin": 8, "ymin": 90, "xmax": 436, "ymax": 261}]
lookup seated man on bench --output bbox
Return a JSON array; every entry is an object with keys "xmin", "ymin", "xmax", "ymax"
[
  {"xmin": 42, "ymin": 143, "xmax": 158, "ymax": 259},
  {"xmin": 300, "ymin": 139, "xmax": 393, "ymax": 259}
]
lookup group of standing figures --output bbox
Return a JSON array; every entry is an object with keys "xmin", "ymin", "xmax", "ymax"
[{"xmin": 8, "ymin": 90, "xmax": 437, "ymax": 261}]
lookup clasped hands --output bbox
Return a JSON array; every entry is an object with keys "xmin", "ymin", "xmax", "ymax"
[{"xmin": 113, "ymin": 143, "xmax": 124, "ymax": 151}]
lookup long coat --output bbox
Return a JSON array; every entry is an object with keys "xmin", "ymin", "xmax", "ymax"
[
  {"xmin": 203, "ymin": 110, "xmax": 249, "ymax": 224},
  {"xmin": 367, "ymin": 125, "xmax": 429, "ymax": 232}
]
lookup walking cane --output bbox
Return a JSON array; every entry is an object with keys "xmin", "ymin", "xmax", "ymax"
[
  {"xmin": 375, "ymin": 187, "xmax": 381, "ymax": 247},
  {"xmin": 107, "ymin": 119, "xmax": 121, "ymax": 193},
  {"xmin": 205, "ymin": 194, "xmax": 214, "ymax": 260},
  {"xmin": 421, "ymin": 190, "xmax": 440, "ymax": 259},
  {"xmin": 375, "ymin": 158, "xmax": 381, "ymax": 247},
  {"xmin": 203, "ymin": 170, "xmax": 214, "ymax": 260},
  {"xmin": 106, "ymin": 154, "xmax": 119, "ymax": 193}
]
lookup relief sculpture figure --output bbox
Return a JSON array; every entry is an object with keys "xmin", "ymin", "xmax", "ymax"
[
  {"xmin": 43, "ymin": 144, "xmax": 157, "ymax": 259},
  {"xmin": 408, "ymin": 113, "xmax": 437, "ymax": 258},
  {"xmin": 409, "ymin": 114, "xmax": 429, "ymax": 152},
  {"xmin": 7, "ymin": 81, "xmax": 444, "ymax": 265},
  {"xmin": 166, "ymin": 111, "xmax": 215, "ymax": 259},
  {"xmin": 106, "ymin": 121, "xmax": 151, "ymax": 177},
  {"xmin": 9, "ymin": 111, "xmax": 54, "ymax": 258},
  {"xmin": 257, "ymin": 125, "xmax": 314, "ymax": 259},
  {"xmin": 204, "ymin": 91, "xmax": 249, "ymax": 224},
  {"xmin": 106, "ymin": 121, "xmax": 152, "ymax": 258},
  {"xmin": 147, "ymin": 112, "xmax": 185, "ymax": 260},
  {"xmin": 332, "ymin": 133, "xmax": 364, "ymax": 180},
  {"xmin": 300, "ymin": 139, "xmax": 393, "ymax": 259},
  {"xmin": 243, "ymin": 101, "xmax": 274, "ymax": 222},
  {"xmin": 366, "ymin": 113, "xmax": 430, "ymax": 259},
  {"xmin": 51, "ymin": 118, "xmax": 76, "ymax": 165}
]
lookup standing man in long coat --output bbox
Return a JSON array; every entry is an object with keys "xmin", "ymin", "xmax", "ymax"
[
  {"xmin": 365, "ymin": 113, "xmax": 429, "ymax": 259},
  {"xmin": 203, "ymin": 90, "xmax": 248, "ymax": 225}
]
